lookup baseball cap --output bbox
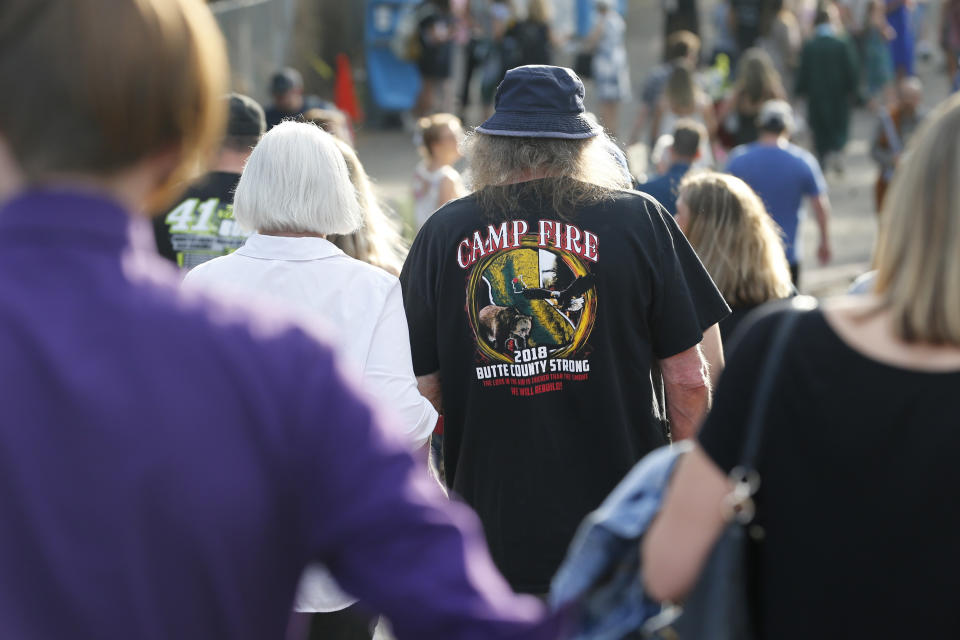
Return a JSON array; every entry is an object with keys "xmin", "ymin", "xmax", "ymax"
[
  {"xmin": 270, "ymin": 67, "xmax": 303, "ymax": 96},
  {"xmin": 226, "ymin": 93, "xmax": 266, "ymax": 137},
  {"xmin": 757, "ymin": 100, "xmax": 795, "ymax": 133}
]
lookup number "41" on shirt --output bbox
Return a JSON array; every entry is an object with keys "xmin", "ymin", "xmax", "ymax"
[{"xmin": 165, "ymin": 197, "xmax": 229, "ymax": 234}]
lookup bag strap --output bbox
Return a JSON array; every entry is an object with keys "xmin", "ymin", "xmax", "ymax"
[{"xmin": 737, "ymin": 297, "xmax": 817, "ymax": 470}]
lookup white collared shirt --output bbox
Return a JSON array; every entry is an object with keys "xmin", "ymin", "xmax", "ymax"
[
  {"xmin": 184, "ymin": 233, "xmax": 436, "ymax": 444},
  {"xmin": 183, "ymin": 233, "xmax": 438, "ymax": 612}
]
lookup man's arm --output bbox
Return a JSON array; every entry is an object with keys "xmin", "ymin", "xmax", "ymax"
[
  {"xmin": 417, "ymin": 371, "xmax": 443, "ymax": 413},
  {"xmin": 699, "ymin": 323, "xmax": 724, "ymax": 389},
  {"xmin": 810, "ymin": 193, "xmax": 832, "ymax": 265},
  {"xmin": 659, "ymin": 343, "xmax": 711, "ymax": 441}
]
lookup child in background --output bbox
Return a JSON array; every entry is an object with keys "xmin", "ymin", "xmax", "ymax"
[{"xmin": 412, "ymin": 113, "xmax": 466, "ymax": 229}]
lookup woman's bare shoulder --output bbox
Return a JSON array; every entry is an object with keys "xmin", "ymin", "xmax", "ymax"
[{"xmin": 823, "ymin": 295, "xmax": 960, "ymax": 372}]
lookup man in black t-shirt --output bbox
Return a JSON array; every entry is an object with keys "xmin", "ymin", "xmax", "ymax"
[
  {"xmin": 400, "ymin": 65, "xmax": 729, "ymax": 594},
  {"xmin": 154, "ymin": 93, "xmax": 263, "ymax": 270}
]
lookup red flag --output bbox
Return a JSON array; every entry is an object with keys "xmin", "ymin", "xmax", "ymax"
[{"xmin": 334, "ymin": 53, "xmax": 363, "ymax": 123}]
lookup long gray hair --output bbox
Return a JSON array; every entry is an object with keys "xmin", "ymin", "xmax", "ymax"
[{"xmin": 464, "ymin": 130, "xmax": 632, "ymax": 220}]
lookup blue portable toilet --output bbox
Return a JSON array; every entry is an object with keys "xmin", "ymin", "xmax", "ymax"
[
  {"xmin": 576, "ymin": 0, "xmax": 628, "ymax": 37},
  {"xmin": 365, "ymin": 0, "xmax": 422, "ymax": 115}
]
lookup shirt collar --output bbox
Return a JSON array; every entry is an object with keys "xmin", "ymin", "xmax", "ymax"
[
  {"xmin": 0, "ymin": 188, "xmax": 145, "ymax": 253},
  {"xmin": 235, "ymin": 233, "xmax": 345, "ymax": 262}
]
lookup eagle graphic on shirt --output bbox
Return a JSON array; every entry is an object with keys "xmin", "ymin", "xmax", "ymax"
[{"xmin": 463, "ymin": 224, "xmax": 598, "ymax": 364}]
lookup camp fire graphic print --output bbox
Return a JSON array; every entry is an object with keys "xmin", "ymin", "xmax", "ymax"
[{"xmin": 460, "ymin": 219, "xmax": 598, "ymax": 397}]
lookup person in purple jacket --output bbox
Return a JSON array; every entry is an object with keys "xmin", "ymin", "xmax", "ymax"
[{"xmin": 0, "ymin": 2, "xmax": 566, "ymax": 639}]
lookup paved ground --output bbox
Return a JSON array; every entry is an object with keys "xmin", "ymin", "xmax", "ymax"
[{"xmin": 354, "ymin": 1, "xmax": 951, "ymax": 296}]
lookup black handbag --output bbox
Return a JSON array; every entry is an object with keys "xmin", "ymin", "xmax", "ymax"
[
  {"xmin": 574, "ymin": 51, "xmax": 594, "ymax": 80},
  {"xmin": 645, "ymin": 298, "xmax": 815, "ymax": 640}
]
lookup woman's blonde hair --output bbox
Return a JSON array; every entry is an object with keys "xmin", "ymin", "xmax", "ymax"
[
  {"xmin": 679, "ymin": 171, "xmax": 793, "ymax": 307},
  {"xmin": 303, "ymin": 108, "xmax": 352, "ymax": 145},
  {"xmin": 0, "ymin": 0, "xmax": 228, "ymax": 211},
  {"xmin": 733, "ymin": 48, "xmax": 786, "ymax": 106},
  {"xmin": 464, "ymin": 130, "xmax": 632, "ymax": 219},
  {"xmin": 665, "ymin": 65, "xmax": 698, "ymax": 113},
  {"xmin": 873, "ymin": 94, "xmax": 960, "ymax": 345},
  {"xmin": 417, "ymin": 113, "xmax": 462, "ymax": 160},
  {"xmin": 328, "ymin": 138, "xmax": 408, "ymax": 276}
]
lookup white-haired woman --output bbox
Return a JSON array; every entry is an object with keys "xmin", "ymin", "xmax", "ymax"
[
  {"xmin": 183, "ymin": 121, "xmax": 438, "ymax": 640},
  {"xmin": 644, "ymin": 94, "xmax": 960, "ymax": 638}
]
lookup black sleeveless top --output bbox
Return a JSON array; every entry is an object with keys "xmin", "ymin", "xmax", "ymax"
[{"xmin": 701, "ymin": 307, "xmax": 960, "ymax": 638}]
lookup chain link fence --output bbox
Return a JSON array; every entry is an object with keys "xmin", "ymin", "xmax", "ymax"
[{"xmin": 210, "ymin": 0, "xmax": 298, "ymax": 103}]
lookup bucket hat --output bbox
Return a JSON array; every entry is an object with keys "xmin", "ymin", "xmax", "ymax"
[{"xmin": 476, "ymin": 65, "xmax": 601, "ymax": 139}]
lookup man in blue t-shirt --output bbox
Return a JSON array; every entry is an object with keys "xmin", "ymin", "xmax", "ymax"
[{"xmin": 726, "ymin": 100, "xmax": 832, "ymax": 286}]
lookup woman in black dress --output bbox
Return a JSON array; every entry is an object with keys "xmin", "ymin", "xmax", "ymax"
[
  {"xmin": 415, "ymin": 0, "xmax": 456, "ymax": 116},
  {"xmin": 644, "ymin": 94, "xmax": 960, "ymax": 639}
]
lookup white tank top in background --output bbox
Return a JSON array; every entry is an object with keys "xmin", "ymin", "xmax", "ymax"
[{"xmin": 413, "ymin": 162, "xmax": 463, "ymax": 229}]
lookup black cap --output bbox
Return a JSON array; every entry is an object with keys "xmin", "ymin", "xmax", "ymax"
[
  {"xmin": 226, "ymin": 93, "xmax": 266, "ymax": 137},
  {"xmin": 270, "ymin": 67, "xmax": 303, "ymax": 96}
]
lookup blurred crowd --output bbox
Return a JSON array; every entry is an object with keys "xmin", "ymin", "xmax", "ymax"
[
  {"xmin": 388, "ymin": 0, "xmax": 945, "ymax": 286},
  {"xmin": 3, "ymin": 1, "xmax": 960, "ymax": 640}
]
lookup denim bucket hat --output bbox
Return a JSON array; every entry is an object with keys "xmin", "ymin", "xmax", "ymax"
[{"xmin": 476, "ymin": 65, "xmax": 601, "ymax": 139}]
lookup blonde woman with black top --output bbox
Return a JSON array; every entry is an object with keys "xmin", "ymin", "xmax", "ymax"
[
  {"xmin": 644, "ymin": 94, "xmax": 960, "ymax": 639},
  {"xmin": 675, "ymin": 170, "xmax": 793, "ymax": 342}
]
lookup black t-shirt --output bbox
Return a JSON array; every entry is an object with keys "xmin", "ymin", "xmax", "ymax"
[
  {"xmin": 731, "ymin": 0, "xmax": 771, "ymax": 51},
  {"xmin": 720, "ymin": 303, "xmax": 761, "ymax": 345},
  {"xmin": 400, "ymin": 181, "xmax": 729, "ymax": 592},
  {"xmin": 504, "ymin": 21, "xmax": 553, "ymax": 69},
  {"xmin": 153, "ymin": 172, "xmax": 249, "ymax": 270},
  {"xmin": 700, "ymin": 307, "xmax": 960, "ymax": 638},
  {"xmin": 418, "ymin": 9, "xmax": 454, "ymax": 78}
]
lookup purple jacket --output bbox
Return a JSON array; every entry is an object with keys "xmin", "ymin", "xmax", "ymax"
[{"xmin": 0, "ymin": 190, "xmax": 565, "ymax": 639}]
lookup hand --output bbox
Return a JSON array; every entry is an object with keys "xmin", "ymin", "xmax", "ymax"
[{"xmin": 818, "ymin": 241, "xmax": 832, "ymax": 265}]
